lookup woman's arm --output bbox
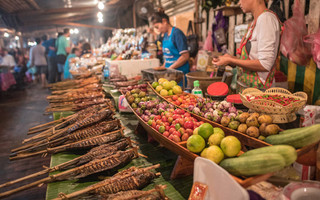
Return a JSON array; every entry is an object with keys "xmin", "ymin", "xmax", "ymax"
[
  {"xmin": 168, "ymin": 52, "xmax": 190, "ymax": 69},
  {"xmin": 212, "ymin": 55, "xmax": 268, "ymax": 72}
]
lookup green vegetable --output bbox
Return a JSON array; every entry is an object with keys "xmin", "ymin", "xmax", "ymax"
[
  {"xmin": 240, "ymin": 145, "xmax": 297, "ymax": 166},
  {"xmin": 220, "ymin": 153, "xmax": 286, "ymax": 176},
  {"xmin": 265, "ymin": 124, "xmax": 320, "ymax": 148}
]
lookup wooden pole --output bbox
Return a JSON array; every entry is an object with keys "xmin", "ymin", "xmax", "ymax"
[
  {"xmin": 133, "ymin": 2, "xmax": 137, "ymax": 28},
  {"xmin": 53, "ymin": 22, "xmax": 116, "ymax": 30}
]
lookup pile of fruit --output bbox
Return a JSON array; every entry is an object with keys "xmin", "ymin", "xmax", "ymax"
[
  {"xmin": 223, "ymin": 112, "xmax": 280, "ymax": 140},
  {"xmin": 151, "ymin": 78, "xmax": 183, "ymax": 96},
  {"xmin": 187, "ymin": 123, "xmax": 241, "ymax": 164},
  {"xmin": 125, "ymin": 88, "xmax": 152, "ymax": 109},
  {"xmin": 245, "ymin": 94, "xmax": 300, "ymax": 106},
  {"xmin": 119, "ymin": 83, "xmax": 148, "ymax": 94},
  {"xmin": 165, "ymin": 94, "xmax": 198, "ymax": 108},
  {"xmin": 125, "ymin": 90, "xmax": 203, "ymax": 143}
]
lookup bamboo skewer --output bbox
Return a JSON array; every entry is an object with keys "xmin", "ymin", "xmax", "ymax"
[
  {"xmin": 0, "ymin": 148, "xmax": 138, "ymax": 198},
  {"xmin": 10, "ymin": 129, "xmax": 124, "ymax": 160},
  {"xmin": 53, "ymin": 164, "xmax": 161, "ymax": 200},
  {"xmin": 0, "ymin": 138, "xmax": 132, "ymax": 189}
]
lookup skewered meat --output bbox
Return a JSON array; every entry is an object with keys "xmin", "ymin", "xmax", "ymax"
[
  {"xmin": 100, "ymin": 185, "xmax": 167, "ymax": 200},
  {"xmin": 54, "ymin": 165, "xmax": 161, "ymax": 200},
  {"xmin": 10, "ymin": 130, "xmax": 124, "ymax": 160},
  {"xmin": 0, "ymin": 138, "xmax": 132, "ymax": 190},
  {"xmin": 0, "ymin": 147, "xmax": 139, "ymax": 199}
]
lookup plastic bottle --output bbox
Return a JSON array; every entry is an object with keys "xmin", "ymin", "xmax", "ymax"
[{"xmin": 192, "ymin": 80, "xmax": 203, "ymax": 97}]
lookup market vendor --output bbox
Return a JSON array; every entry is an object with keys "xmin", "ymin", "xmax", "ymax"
[
  {"xmin": 212, "ymin": 0, "xmax": 281, "ymax": 91},
  {"xmin": 151, "ymin": 11, "xmax": 190, "ymax": 84}
]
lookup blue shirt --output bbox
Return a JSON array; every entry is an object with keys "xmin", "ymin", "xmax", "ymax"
[
  {"xmin": 64, "ymin": 54, "xmax": 76, "ymax": 79},
  {"xmin": 42, "ymin": 38, "xmax": 56, "ymax": 57},
  {"xmin": 163, "ymin": 27, "xmax": 189, "ymax": 55}
]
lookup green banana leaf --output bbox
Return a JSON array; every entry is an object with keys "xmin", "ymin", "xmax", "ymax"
[{"xmin": 46, "ymin": 112, "xmax": 192, "ymax": 200}]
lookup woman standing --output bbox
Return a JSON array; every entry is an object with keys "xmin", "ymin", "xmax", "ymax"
[{"xmin": 212, "ymin": 0, "xmax": 281, "ymax": 91}]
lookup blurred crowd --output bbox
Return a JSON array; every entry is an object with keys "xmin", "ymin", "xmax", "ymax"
[{"xmin": 0, "ymin": 28, "xmax": 92, "ymax": 91}]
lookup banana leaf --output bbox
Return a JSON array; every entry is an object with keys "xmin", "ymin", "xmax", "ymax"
[{"xmin": 46, "ymin": 112, "xmax": 192, "ymax": 200}]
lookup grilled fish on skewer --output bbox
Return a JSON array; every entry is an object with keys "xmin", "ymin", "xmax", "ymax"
[
  {"xmin": 53, "ymin": 165, "xmax": 161, "ymax": 200},
  {"xmin": 0, "ymin": 138, "xmax": 132, "ymax": 189},
  {"xmin": 10, "ymin": 129, "xmax": 124, "ymax": 160},
  {"xmin": 0, "ymin": 148, "xmax": 139, "ymax": 199},
  {"xmin": 100, "ymin": 185, "xmax": 167, "ymax": 200}
]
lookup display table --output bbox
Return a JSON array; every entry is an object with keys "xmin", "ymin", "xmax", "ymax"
[
  {"xmin": 46, "ymin": 112, "xmax": 192, "ymax": 200},
  {"xmin": 106, "ymin": 59, "xmax": 160, "ymax": 78}
]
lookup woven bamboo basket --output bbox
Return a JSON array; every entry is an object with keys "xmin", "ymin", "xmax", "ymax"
[{"xmin": 240, "ymin": 88, "xmax": 307, "ymax": 123}]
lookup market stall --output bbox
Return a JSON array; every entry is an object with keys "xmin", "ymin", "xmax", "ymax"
[{"xmin": 1, "ymin": 0, "xmax": 320, "ymax": 199}]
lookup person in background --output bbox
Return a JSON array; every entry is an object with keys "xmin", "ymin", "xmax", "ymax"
[
  {"xmin": 13, "ymin": 53, "xmax": 27, "ymax": 89},
  {"xmin": 81, "ymin": 42, "xmax": 92, "ymax": 55},
  {"xmin": 212, "ymin": 0, "xmax": 281, "ymax": 91},
  {"xmin": 43, "ymin": 33, "xmax": 59, "ymax": 83},
  {"xmin": 31, "ymin": 37, "xmax": 48, "ymax": 88},
  {"xmin": 56, "ymin": 28, "xmax": 71, "ymax": 81},
  {"xmin": 151, "ymin": 11, "xmax": 190, "ymax": 85},
  {"xmin": 0, "ymin": 47, "xmax": 16, "ymax": 68},
  {"xmin": 64, "ymin": 48, "xmax": 81, "ymax": 79}
]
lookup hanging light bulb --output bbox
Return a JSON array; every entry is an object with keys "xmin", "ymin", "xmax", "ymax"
[
  {"xmin": 15, "ymin": 36, "xmax": 19, "ymax": 40},
  {"xmin": 70, "ymin": 29, "xmax": 74, "ymax": 34},
  {"xmin": 97, "ymin": 11, "xmax": 103, "ymax": 18},
  {"xmin": 4, "ymin": 32, "xmax": 9, "ymax": 37},
  {"xmin": 97, "ymin": 1, "xmax": 104, "ymax": 10},
  {"xmin": 98, "ymin": 17, "xmax": 103, "ymax": 23},
  {"xmin": 74, "ymin": 28, "xmax": 79, "ymax": 34}
]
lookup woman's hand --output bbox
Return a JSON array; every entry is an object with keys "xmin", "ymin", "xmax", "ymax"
[
  {"xmin": 212, "ymin": 54, "xmax": 232, "ymax": 66},
  {"xmin": 154, "ymin": 66, "xmax": 166, "ymax": 71}
]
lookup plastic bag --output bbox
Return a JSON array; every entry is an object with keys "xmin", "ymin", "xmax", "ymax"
[
  {"xmin": 280, "ymin": 0, "xmax": 312, "ymax": 66},
  {"xmin": 304, "ymin": 28, "xmax": 320, "ymax": 69},
  {"xmin": 203, "ymin": 31, "xmax": 214, "ymax": 51}
]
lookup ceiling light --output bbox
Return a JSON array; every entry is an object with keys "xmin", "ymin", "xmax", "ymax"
[
  {"xmin": 74, "ymin": 28, "xmax": 79, "ymax": 34},
  {"xmin": 70, "ymin": 29, "xmax": 74, "ymax": 34},
  {"xmin": 97, "ymin": 11, "xmax": 103, "ymax": 18},
  {"xmin": 15, "ymin": 36, "xmax": 19, "ymax": 40},
  {"xmin": 98, "ymin": 1, "xmax": 104, "ymax": 10},
  {"xmin": 98, "ymin": 17, "xmax": 103, "ymax": 23},
  {"xmin": 4, "ymin": 32, "xmax": 9, "ymax": 37}
]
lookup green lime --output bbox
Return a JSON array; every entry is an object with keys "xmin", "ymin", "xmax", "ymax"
[
  {"xmin": 152, "ymin": 82, "xmax": 159, "ymax": 88},
  {"xmin": 198, "ymin": 123, "xmax": 214, "ymax": 140},
  {"xmin": 187, "ymin": 135, "xmax": 206, "ymax": 153},
  {"xmin": 220, "ymin": 136, "xmax": 241, "ymax": 157}
]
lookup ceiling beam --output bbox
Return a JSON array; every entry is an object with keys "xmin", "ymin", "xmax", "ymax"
[
  {"xmin": 26, "ymin": 0, "xmax": 41, "ymax": 10},
  {"xmin": 54, "ymin": 22, "xmax": 116, "ymax": 30},
  {"xmin": 16, "ymin": 6, "xmax": 97, "ymax": 16}
]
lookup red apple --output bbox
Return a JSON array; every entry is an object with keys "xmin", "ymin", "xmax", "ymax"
[
  {"xmin": 152, "ymin": 121, "xmax": 157, "ymax": 128},
  {"xmin": 172, "ymin": 95, "xmax": 178, "ymax": 101},
  {"xmin": 167, "ymin": 116, "xmax": 173, "ymax": 123},
  {"xmin": 173, "ymin": 131, "xmax": 181, "ymax": 138},
  {"xmin": 168, "ymin": 134, "xmax": 174, "ymax": 140},
  {"xmin": 185, "ymin": 128, "xmax": 193, "ymax": 136},
  {"xmin": 178, "ymin": 118, "xmax": 185, "ymax": 126},
  {"xmin": 184, "ymin": 121, "xmax": 194, "ymax": 130},
  {"xmin": 184, "ymin": 113, "xmax": 191, "ymax": 117},
  {"xmin": 163, "ymin": 131, "xmax": 170, "ymax": 137},
  {"xmin": 165, "ymin": 125, "xmax": 170, "ymax": 131},
  {"xmin": 156, "ymin": 125, "xmax": 160, "ymax": 130},
  {"xmin": 172, "ymin": 135, "xmax": 181, "ymax": 143},
  {"xmin": 161, "ymin": 116, "xmax": 167, "ymax": 122},
  {"xmin": 178, "ymin": 127, "xmax": 185, "ymax": 135},
  {"xmin": 169, "ymin": 127, "xmax": 175, "ymax": 134},
  {"xmin": 181, "ymin": 134, "xmax": 189, "ymax": 141}
]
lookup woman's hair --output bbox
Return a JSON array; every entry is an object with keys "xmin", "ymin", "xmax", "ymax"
[
  {"xmin": 71, "ymin": 48, "xmax": 79, "ymax": 54},
  {"xmin": 82, "ymin": 42, "xmax": 91, "ymax": 53},
  {"xmin": 35, "ymin": 38, "xmax": 41, "ymax": 44},
  {"xmin": 151, "ymin": 11, "xmax": 169, "ymax": 24}
]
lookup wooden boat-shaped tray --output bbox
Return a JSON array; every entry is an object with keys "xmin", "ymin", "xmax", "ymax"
[
  {"xmin": 123, "ymin": 91, "xmax": 274, "ymax": 188},
  {"xmin": 147, "ymin": 83, "xmax": 316, "ymax": 158}
]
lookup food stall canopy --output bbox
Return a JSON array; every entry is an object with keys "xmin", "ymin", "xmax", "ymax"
[{"xmin": 0, "ymin": 0, "xmax": 147, "ymax": 36}]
